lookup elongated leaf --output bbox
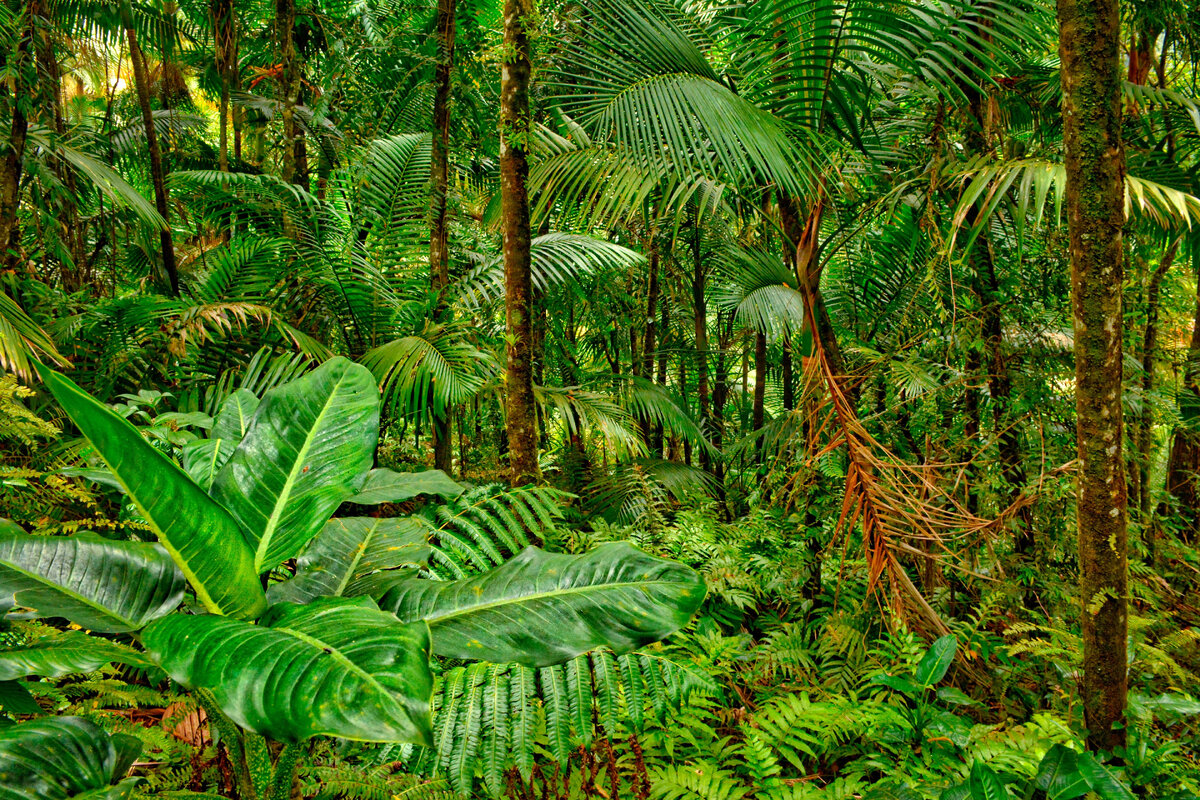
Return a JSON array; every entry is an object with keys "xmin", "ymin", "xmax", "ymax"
[
  {"xmin": 378, "ymin": 543, "xmax": 705, "ymax": 667},
  {"xmin": 0, "ymin": 632, "xmax": 151, "ymax": 680},
  {"xmin": 211, "ymin": 357, "xmax": 380, "ymax": 573},
  {"xmin": 915, "ymin": 635, "xmax": 956, "ymax": 686},
  {"xmin": 0, "ymin": 716, "xmax": 142, "ymax": 800},
  {"xmin": 36, "ymin": 365, "xmax": 266, "ymax": 620},
  {"xmin": 0, "ymin": 530, "xmax": 184, "ymax": 633},
  {"xmin": 966, "ymin": 761, "xmax": 1007, "ymax": 800},
  {"xmin": 1035, "ymin": 745, "xmax": 1090, "ymax": 800},
  {"xmin": 142, "ymin": 598, "xmax": 433, "ymax": 744},
  {"xmin": 349, "ymin": 469, "xmax": 464, "ymax": 505},
  {"xmin": 0, "ymin": 681, "xmax": 40, "ymax": 716},
  {"xmin": 1077, "ymin": 753, "xmax": 1137, "ymax": 800},
  {"xmin": 267, "ymin": 517, "xmax": 431, "ymax": 604},
  {"xmin": 180, "ymin": 438, "xmax": 234, "ymax": 491},
  {"xmin": 212, "ymin": 389, "xmax": 260, "ymax": 442}
]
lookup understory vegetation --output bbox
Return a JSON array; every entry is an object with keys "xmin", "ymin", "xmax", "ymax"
[{"xmin": 1, "ymin": 0, "xmax": 1199, "ymax": 797}]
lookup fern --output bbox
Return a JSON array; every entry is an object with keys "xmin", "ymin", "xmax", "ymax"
[
  {"xmin": 402, "ymin": 649, "xmax": 715, "ymax": 796},
  {"xmin": 421, "ymin": 484, "xmax": 571, "ymax": 577}
]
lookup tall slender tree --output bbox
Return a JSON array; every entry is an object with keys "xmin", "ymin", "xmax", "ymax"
[
  {"xmin": 1058, "ymin": 0, "xmax": 1128, "ymax": 750},
  {"xmin": 500, "ymin": 0, "xmax": 539, "ymax": 485},
  {"xmin": 119, "ymin": 0, "xmax": 179, "ymax": 296},
  {"xmin": 430, "ymin": 0, "xmax": 457, "ymax": 473}
]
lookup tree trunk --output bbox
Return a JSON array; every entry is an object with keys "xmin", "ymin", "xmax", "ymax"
[
  {"xmin": 500, "ymin": 0, "xmax": 539, "ymax": 486},
  {"xmin": 753, "ymin": 329, "xmax": 767, "ymax": 433},
  {"xmin": 275, "ymin": 0, "xmax": 302, "ymax": 187},
  {"xmin": 120, "ymin": 0, "xmax": 179, "ymax": 297},
  {"xmin": 654, "ymin": 284, "xmax": 669, "ymax": 456},
  {"xmin": 430, "ymin": 0, "xmax": 457, "ymax": 473},
  {"xmin": 213, "ymin": 0, "xmax": 236, "ymax": 172},
  {"xmin": 1059, "ymin": 0, "xmax": 1128, "ymax": 750},
  {"xmin": 1162, "ymin": 249, "xmax": 1200, "ymax": 544},
  {"xmin": 1137, "ymin": 238, "xmax": 1181, "ymax": 517},
  {"xmin": 0, "ymin": 14, "xmax": 31, "ymax": 272},
  {"xmin": 691, "ymin": 224, "xmax": 711, "ymax": 474},
  {"xmin": 782, "ymin": 336, "xmax": 794, "ymax": 411}
]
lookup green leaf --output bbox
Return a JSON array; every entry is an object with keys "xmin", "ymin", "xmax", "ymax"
[
  {"xmin": 35, "ymin": 365, "xmax": 266, "ymax": 620},
  {"xmin": 212, "ymin": 389, "xmax": 260, "ymax": 442},
  {"xmin": 0, "ymin": 530, "xmax": 184, "ymax": 633},
  {"xmin": 349, "ymin": 469, "xmax": 464, "ymax": 505},
  {"xmin": 142, "ymin": 597, "xmax": 433, "ymax": 744},
  {"xmin": 936, "ymin": 687, "xmax": 977, "ymax": 706},
  {"xmin": 210, "ymin": 357, "xmax": 380, "ymax": 573},
  {"xmin": 0, "ymin": 632, "xmax": 152, "ymax": 680},
  {"xmin": 915, "ymin": 635, "xmax": 957, "ymax": 686},
  {"xmin": 378, "ymin": 543, "xmax": 705, "ymax": 667},
  {"xmin": 1077, "ymin": 752, "xmax": 1136, "ymax": 800},
  {"xmin": 966, "ymin": 760, "xmax": 1007, "ymax": 800},
  {"xmin": 267, "ymin": 517, "xmax": 431, "ymax": 604},
  {"xmin": 0, "ymin": 681, "xmax": 40, "ymax": 716},
  {"xmin": 180, "ymin": 438, "xmax": 233, "ymax": 491},
  {"xmin": 1034, "ymin": 745, "xmax": 1090, "ymax": 800},
  {"xmin": 870, "ymin": 674, "xmax": 921, "ymax": 697},
  {"xmin": 0, "ymin": 716, "xmax": 142, "ymax": 800}
]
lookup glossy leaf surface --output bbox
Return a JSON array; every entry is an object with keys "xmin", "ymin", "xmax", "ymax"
[
  {"xmin": 0, "ymin": 530, "xmax": 184, "ymax": 633},
  {"xmin": 0, "ymin": 632, "xmax": 152, "ymax": 680},
  {"xmin": 378, "ymin": 543, "xmax": 705, "ymax": 667},
  {"xmin": 36, "ymin": 365, "xmax": 266, "ymax": 620},
  {"xmin": 348, "ymin": 469, "xmax": 464, "ymax": 505},
  {"xmin": 142, "ymin": 598, "xmax": 433, "ymax": 744},
  {"xmin": 210, "ymin": 357, "xmax": 380, "ymax": 573},
  {"xmin": 268, "ymin": 517, "xmax": 431, "ymax": 604},
  {"xmin": 0, "ymin": 716, "xmax": 141, "ymax": 800}
]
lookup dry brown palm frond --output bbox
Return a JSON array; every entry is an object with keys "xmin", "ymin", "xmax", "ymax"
[{"xmin": 792, "ymin": 284, "xmax": 1049, "ymax": 641}]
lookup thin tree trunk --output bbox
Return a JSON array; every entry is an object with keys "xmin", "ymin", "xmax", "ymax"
[
  {"xmin": 1162, "ymin": 249, "xmax": 1200, "ymax": 544},
  {"xmin": 213, "ymin": 0, "xmax": 235, "ymax": 172},
  {"xmin": 500, "ymin": 0, "xmax": 539, "ymax": 485},
  {"xmin": 753, "ymin": 329, "xmax": 767, "ymax": 432},
  {"xmin": 654, "ymin": 284, "xmax": 669, "ymax": 456},
  {"xmin": 0, "ymin": 13, "xmax": 31, "ymax": 272},
  {"xmin": 782, "ymin": 336, "xmax": 794, "ymax": 411},
  {"xmin": 1137, "ymin": 237, "xmax": 1181, "ymax": 517},
  {"xmin": 120, "ymin": 0, "xmax": 179, "ymax": 297},
  {"xmin": 691, "ymin": 224, "xmax": 711, "ymax": 474},
  {"xmin": 430, "ymin": 0, "xmax": 457, "ymax": 473},
  {"xmin": 1059, "ymin": 0, "xmax": 1128, "ymax": 749},
  {"xmin": 275, "ymin": 0, "xmax": 302, "ymax": 186}
]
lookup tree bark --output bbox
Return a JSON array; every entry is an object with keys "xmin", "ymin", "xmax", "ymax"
[
  {"xmin": 691, "ymin": 223, "xmax": 711, "ymax": 474},
  {"xmin": 0, "ymin": 13, "xmax": 31, "ymax": 272},
  {"xmin": 1059, "ymin": 0, "xmax": 1128, "ymax": 750},
  {"xmin": 275, "ymin": 0, "xmax": 303, "ymax": 187},
  {"xmin": 1162, "ymin": 249, "xmax": 1200, "ymax": 544},
  {"xmin": 213, "ymin": 0, "xmax": 236, "ymax": 172},
  {"xmin": 753, "ymin": 329, "xmax": 767, "ymax": 432},
  {"xmin": 1137, "ymin": 238, "xmax": 1181, "ymax": 517},
  {"xmin": 120, "ymin": 0, "xmax": 179, "ymax": 297},
  {"xmin": 500, "ymin": 0, "xmax": 539, "ymax": 485},
  {"xmin": 430, "ymin": 0, "xmax": 457, "ymax": 473}
]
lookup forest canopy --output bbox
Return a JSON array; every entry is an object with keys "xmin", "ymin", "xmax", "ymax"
[{"xmin": 0, "ymin": 0, "xmax": 1199, "ymax": 797}]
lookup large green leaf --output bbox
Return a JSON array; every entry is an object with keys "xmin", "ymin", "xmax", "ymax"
[
  {"xmin": 0, "ymin": 530, "xmax": 184, "ymax": 633},
  {"xmin": 267, "ymin": 517, "xmax": 431, "ymax": 604},
  {"xmin": 210, "ymin": 357, "xmax": 381, "ymax": 573},
  {"xmin": 0, "ymin": 632, "xmax": 152, "ymax": 681},
  {"xmin": 377, "ymin": 543, "xmax": 706, "ymax": 667},
  {"xmin": 142, "ymin": 598, "xmax": 433, "ymax": 744},
  {"xmin": 1034, "ymin": 745, "xmax": 1090, "ymax": 800},
  {"xmin": 180, "ymin": 438, "xmax": 234, "ymax": 491},
  {"xmin": 0, "ymin": 716, "xmax": 142, "ymax": 800},
  {"xmin": 212, "ymin": 388, "xmax": 260, "ymax": 442},
  {"xmin": 914, "ymin": 635, "xmax": 956, "ymax": 686},
  {"xmin": 348, "ymin": 469, "xmax": 464, "ymax": 505},
  {"xmin": 36, "ymin": 365, "xmax": 266, "ymax": 620}
]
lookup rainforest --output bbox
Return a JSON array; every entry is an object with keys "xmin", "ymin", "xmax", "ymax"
[{"xmin": 0, "ymin": 0, "xmax": 1198, "ymax": 797}]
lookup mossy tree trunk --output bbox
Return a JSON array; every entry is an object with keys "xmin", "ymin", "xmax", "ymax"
[
  {"xmin": 430, "ymin": 0, "xmax": 457, "ymax": 473},
  {"xmin": 120, "ymin": 0, "xmax": 179, "ymax": 297},
  {"xmin": 1058, "ymin": 0, "xmax": 1128, "ymax": 750},
  {"xmin": 500, "ymin": 0, "xmax": 539, "ymax": 486}
]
